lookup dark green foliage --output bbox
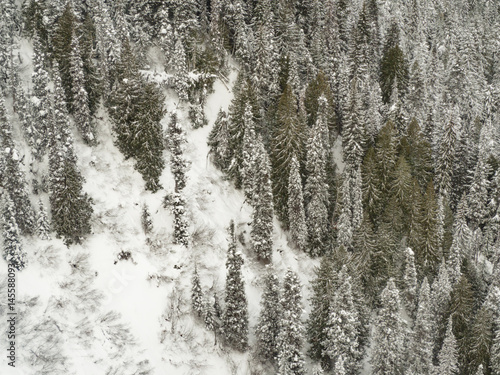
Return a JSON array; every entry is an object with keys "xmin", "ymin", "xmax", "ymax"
[
  {"xmin": 207, "ymin": 109, "xmax": 230, "ymax": 171},
  {"xmin": 2, "ymin": 195, "xmax": 27, "ymax": 271},
  {"xmin": 167, "ymin": 112, "xmax": 188, "ymax": 192}
]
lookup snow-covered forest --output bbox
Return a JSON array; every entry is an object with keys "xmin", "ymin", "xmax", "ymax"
[{"xmin": 0, "ymin": 0, "xmax": 500, "ymax": 374}]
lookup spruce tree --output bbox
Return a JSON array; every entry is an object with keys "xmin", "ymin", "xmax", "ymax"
[
  {"xmin": 241, "ymin": 104, "xmax": 257, "ymax": 200},
  {"xmin": 207, "ymin": 109, "xmax": 230, "ymax": 172},
  {"xmin": 36, "ymin": 199, "xmax": 51, "ymax": 240},
  {"xmin": 436, "ymin": 318, "xmax": 459, "ymax": 375},
  {"xmin": 469, "ymin": 306, "xmax": 493, "ymax": 372},
  {"xmin": 192, "ymin": 265, "xmax": 204, "ymax": 319},
  {"xmin": 168, "ymin": 112, "xmax": 188, "ymax": 192},
  {"xmin": 223, "ymin": 223, "xmax": 248, "ymax": 351},
  {"xmin": 402, "ymin": 247, "xmax": 418, "ymax": 318},
  {"xmin": 2, "ymin": 195, "xmax": 27, "ymax": 271},
  {"xmin": 435, "ymin": 115, "xmax": 458, "ymax": 199},
  {"xmin": 141, "ymin": 204, "xmax": 153, "ymax": 235},
  {"xmin": 287, "ymin": 155, "xmax": 308, "ymax": 252},
  {"xmin": 370, "ymin": 278, "xmax": 405, "ymax": 375},
  {"xmin": 277, "ymin": 269, "xmax": 306, "ymax": 375},
  {"xmin": 342, "ymin": 76, "xmax": 365, "ymax": 168},
  {"xmin": 362, "ymin": 147, "xmax": 382, "ymax": 222},
  {"xmin": 492, "ymin": 314, "xmax": 500, "ymax": 375},
  {"xmin": 250, "ymin": 137, "xmax": 274, "ymax": 263},
  {"xmin": 171, "ymin": 35, "xmax": 189, "ymax": 101},
  {"xmin": 255, "ymin": 270, "xmax": 281, "ymax": 364},
  {"xmin": 171, "ymin": 193, "xmax": 189, "ymax": 247}
]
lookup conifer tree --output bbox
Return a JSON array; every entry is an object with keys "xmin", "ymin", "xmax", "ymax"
[
  {"xmin": 362, "ymin": 147, "xmax": 382, "ymax": 222},
  {"xmin": 223, "ymin": 223, "xmax": 248, "ymax": 351},
  {"xmin": 371, "ymin": 278, "xmax": 405, "ymax": 375},
  {"xmin": 168, "ymin": 112, "xmax": 188, "ymax": 192},
  {"xmin": 402, "ymin": 247, "xmax": 417, "ymax": 317},
  {"xmin": 271, "ymin": 84, "xmax": 305, "ymax": 227},
  {"xmin": 277, "ymin": 269, "xmax": 306, "ymax": 375},
  {"xmin": 342, "ymin": 76, "xmax": 365, "ymax": 168},
  {"xmin": 171, "ymin": 193, "xmax": 189, "ymax": 247},
  {"xmin": 208, "ymin": 109, "xmax": 230, "ymax": 172},
  {"xmin": 430, "ymin": 261, "xmax": 452, "ymax": 358},
  {"xmin": 375, "ymin": 120, "xmax": 398, "ymax": 198},
  {"xmin": 172, "ymin": 36, "xmax": 189, "ymax": 101},
  {"xmin": 288, "ymin": 155, "xmax": 308, "ymax": 252},
  {"xmin": 436, "ymin": 319, "xmax": 459, "ymax": 375},
  {"xmin": 141, "ymin": 204, "xmax": 153, "ymax": 235},
  {"xmin": 435, "ymin": 114, "xmax": 458, "ymax": 199},
  {"xmin": 492, "ymin": 314, "xmax": 500, "ymax": 375},
  {"xmin": 255, "ymin": 270, "xmax": 281, "ymax": 364},
  {"xmin": 250, "ymin": 138, "xmax": 274, "ymax": 263},
  {"xmin": 410, "ymin": 278, "xmax": 434, "ymax": 375},
  {"xmin": 36, "ymin": 199, "xmax": 51, "ymax": 240},
  {"xmin": 322, "ymin": 266, "xmax": 361, "ymax": 373},
  {"xmin": 2, "ymin": 195, "xmax": 27, "ymax": 271},
  {"xmin": 192, "ymin": 265, "xmax": 204, "ymax": 319},
  {"xmin": 69, "ymin": 28, "xmax": 94, "ymax": 145},
  {"xmin": 241, "ymin": 104, "xmax": 257, "ymax": 200}
]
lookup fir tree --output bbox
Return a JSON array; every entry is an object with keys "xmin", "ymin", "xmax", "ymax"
[
  {"xmin": 435, "ymin": 114, "xmax": 458, "ymax": 199},
  {"xmin": 207, "ymin": 109, "xmax": 230, "ymax": 171},
  {"xmin": 410, "ymin": 278, "xmax": 434, "ymax": 375},
  {"xmin": 402, "ymin": 247, "xmax": 418, "ymax": 318},
  {"xmin": 192, "ymin": 265, "xmax": 204, "ymax": 319},
  {"xmin": 492, "ymin": 314, "xmax": 500, "ymax": 375},
  {"xmin": 2, "ymin": 195, "xmax": 27, "ymax": 271},
  {"xmin": 469, "ymin": 306, "xmax": 493, "ymax": 373},
  {"xmin": 362, "ymin": 147, "xmax": 382, "ymax": 222},
  {"xmin": 342, "ymin": 76, "xmax": 365, "ymax": 168},
  {"xmin": 168, "ymin": 112, "xmax": 188, "ymax": 192},
  {"xmin": 250, "ymin": 137, "xmax": 274, "ymax": 263},
  {"xmin": 436, "ymin": 318, "xmax": 459, "ymax": 375},
  {"xmin": 171, "ymin": 35, "xmax": 189, "ymax": 101},
  {"xmin": 223, "ymin": 223, "xmax": 248, "ymax": 351},
  {"xmin": 241, "ymin": 104, "xmax": 257, "ymax": 200},
  {"xmin": 277, "ymin": 269, "xmax": 306, "ymax": 375},
  {"xmin": 171, "ymin": 193, "xmax": 189, "ymax": 247},
  {"xmin": 36, "ymin": 199, "xmax": 51, "ymax": 240},
  {"xmin": 255, "ymin": 269, "xmax": 281, "ymax": 364},
  {"xmin": 371, "ymin": 278, "xmax": 405, "ymax": 375},
  {"xmin": 375, "ymin": 120, "xmax": 398, "ymax": 198},
  {"xmin": 141, "ymin": 204, "xmax": 153, "ymax": 235},
  {"xmin": 288, "ymin": 155, "xmax": 308, "ymax": 252}
]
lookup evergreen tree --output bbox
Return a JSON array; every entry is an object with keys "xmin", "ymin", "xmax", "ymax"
[
  {"xmin": 435, "ymin": 114, "xmax": 459, "ymax": 199},
  {"xmin": 2, "ymin": 195, "xmax": 27, "ymax": 271},
  {"xmin": 250, "ymin": 137, "xmax": 274, "ymax": 263},
  {"xmin": 492, "ymin": 314, "xmax": 500, "ymax": 375},
  {"xmin": 436, "ymin": 318, "xmax": 459, "ymax": 375},
  {"xmin": 69, "ymin": 28, "xmax": 94, "ymax": 145},
  {"xmin": 371, "ymin": 278, "xmax": 405, "ymax": 375},
  {"xmin": 277, "ymin": 269, "xmax": 306, "ymax": 375},
  {"xmin": 141, "ymin": 204, "xmax": 153, "ymax": 235},
  {"xmin": 288, "ymin": 155, "xmax": 308, "ymax": 252},
  {"xmin": 171, "ymin": 192, "xmax": 189, "ymax": 247},
  {"xmin": 207, "ymin": 109, "xmax": 230, "ymax": 171},
  {"xmin": 469, "ymin": 306, "xmax": 493, "ymax": 373},
  {"xmin": 342, "ymin": 76, "xmax": 365, "ymax": 168},
  {"xmin": 192, "ymin": 265, "xmax": 204, "ymax": 319},
  {"xmin": 36, "ymin": 199, "xmax": 51, "ymax": 240},
  {"xmin": 223, "ymin": 224, "xmax": 248, "ymax": 351},
  {"xmin": 322, "ymin": 266, "xmax": 361, "ymax": 373},
  {"xmin": 255, "ymin": 269, "xmax": 281, "ymax": 364},
  {"xmin": 241, "ymin": 104, "xmax": 257, "ymax": 200},
  {"xmin": 171, "ymin": 35, "xmax": 189, "ymax": 101},
  {"xmin": 402, "ymin": 247, "xmax": 418, "ymax": 318},
  {"xmin": 271, "ymin": 84, "xmax": 305, "ymax": 227},
  {"xmin": 362, "ymin": 147, "xmax": 382, "ymax": 222},
  {"xmin": 430, "ymin": 261, "xmax": 452, "ymax": 359},
  {"xmin": 410, "ymin": 278, "xmax": 434, "ymax": 375},
  {"xmin": 376, "ymin": 120, "xmax": 398, "ymax": 198},
  {"xmin": 168, "ymin": 112, "xmax": 189, "ymax": 192}
]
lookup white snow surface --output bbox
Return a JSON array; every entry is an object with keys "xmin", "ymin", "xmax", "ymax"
[{"xmin": 0, "ymin": 50, "xmax": 321, "ymax": 374}]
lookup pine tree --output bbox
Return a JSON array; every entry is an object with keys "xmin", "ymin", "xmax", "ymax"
[
  {"xmin": 362, "ymin": 147, "xmax": 382, "ymax": 222},
  {"xmin": 342, "ymin": 76, "xmax": 365, "ymax": 168},
  {"xmin": 223, "ymin": 223, "xmax": 248, "ymax": 351},
  {"xmin": 141, "ymin": 204, "xmax": 153, "ymax": 235},
  {"xmin": 371, "ymin": 278, "xmax": 405, "ymax": 375},
  {"xmin": 241, "ymin": 104, "xmax": 257, "ymax": 200},
  {"xmin": 171, "ymin": 193, "xmax": 189, "ymax": 247},
  {"xmin": 36, "ymin": 199, "xmax": 51, "ymax": 240},
  {"xmin": 168, "ymin": 112, "xmax": 188, "ymax": 192},
  {"xmin": 288, "ymin": 155, "xmax": 308, "ymax": 252},
  {"xmin": 271, "ymin": 84, "xmax": 305, "ymax": 227},
  {"xmin": 435, "ymin": 114, "xmax": 458, "ymax": 199},
  {"xmin": 192, "ymin": 265, "xmax": 204, "ymax": 319},
  {"xmin": 469, "ymin": 306, "xmax": 493, "ymax": 372},
  {"xmin": 250, "ymin": 138, "xmax": 274, "ymax": 263},
  {"xmin": 207, "ymin": 109, "xmax": 230, "ymax": 171},
  {"xmin": 376, "ymin": 120, "xmax": 398, "ymax": 199},
  {"xmin": 430, "ymin": 261, "xmax": 452, "ymax": 359},
  {"xmin": 492, "ymin": 314, "xmax": 500, "ymax": 375},
  {"xmin": 322, "ymin": 266, "xmax": 361, "ymax": 373},
  {"xmin": 402, "ymin": 247, "xmax": 418, "ymax": 318},
  {"xmin": 171, "ymin": 35, "xmax": 189, "ymax": 101},
  {"xmin": 436, "ymin": 319, "xmax": 459, "ymax": 375},
  {"xmin": 2, "ymin": 195, "xmax": 27, "ymax": 271},
  {"xmin": 277, "ymin": 269, "xmax": 306, "ymax": 375},
  {"xmin": 410, "ymin": 278, "xmax": 434, "ymax": 375},
  {"xmin": 69, "ymin": 28, "xmax": 94, "ymax": 145},
  {"xmin": 255, "ymin": 270, "xmax": 281, "ymax": 364}
]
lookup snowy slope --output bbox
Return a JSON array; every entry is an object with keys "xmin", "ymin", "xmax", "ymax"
[{"xmin": 1, "ymin": 45, "xmax": 321, "ymax": 375}]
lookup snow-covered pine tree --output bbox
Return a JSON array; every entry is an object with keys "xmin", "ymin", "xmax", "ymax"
[
  {"xmin": 171, "ymin": 35, "xmax": 189, "ymax": 101},
  {"xmin": 141, "ymin": 204, "xmax": 153, "ymax": 235},
  {"xmin": 436, "ymin": 318, "xmax": 459, "ymax": 375},
  {"xmin": 370, "ymin": 278, "xmax": 406, "ymax": 375},
  {"xmin": 362, "ymin": 147, "xmax": 382, "ymax": 221},
  {"xmin": 241, "ymin": 104, "xmax": 257, "ymax": 201},
  {"xmin": 192, "ymin": 265, "xmax": 204, "ymax": 319},
  {"xmin": 492, "ymin": 313, "xmax": 500, "ymax": 375},
  {"xmin": 36, "ymin": 199, "xmax": 51, "ymax": 240},
  {"xmin": 223, "ymin": 224, "xmax": 248, "ymax": 351},
  {"xmin": 167, "ymin": 111, "xmax": 188, "ymax": 192},
  {"xmin": 287, "ymin": 155, "xmax": 308, "ymax": 252},
  {"xmin": 255, "ymin": 269, "xmax": 281, "ymax": 364},
  {"xmin": 342, "ymin": 76, "xmax": 365, "ymax": 168},
  {"xmin": 402, "ymin": 247, "xmax": 417, "ymax": 318},
  {"xmin": 305, "ymin": 96, "xmax": 329, "ymax": 256},
  {"xmin": 250, "ymin": 137, "xmax": 274, "ymax": 263},
  {"xmin": 171, "ymin": 193, "xmax": 189, "ymax": 247},
  {"xmin": 410, "ymin": 278, "xmax": 434, "ymax": 375},
  {"xmin": 435, "ymin": 113, "xmax": 459, "ymax": 199},
  {"xmin": 69, "ymin": 28, "xmax": 94, "ymax": 145},
  {"xmin": 207, "ymin": 109, "xmax": 230, "ymax": 172},
  {"xmin": 322, "ymin": 266, "xmax": 361, "ymax": 373},
  {"xmin": 2, "ymin": 195, "xmax": 27, "ymax": 271},
  {"xmin": 277, "ymin": 269, "xmax": 306, "ymax": 375}
]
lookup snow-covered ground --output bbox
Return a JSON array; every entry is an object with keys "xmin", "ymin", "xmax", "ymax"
[{"xmin": 1, "ymin": 46, "xmax": 321, "ymax": 375}]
